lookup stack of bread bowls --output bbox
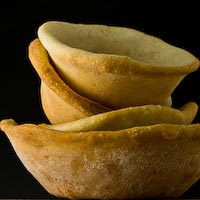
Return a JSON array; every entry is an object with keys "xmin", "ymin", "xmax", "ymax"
[{"xmin": 1, "ymin": 21, "xmax": 200, "ymax": 199}]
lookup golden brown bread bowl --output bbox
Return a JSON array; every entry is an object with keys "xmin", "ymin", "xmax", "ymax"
[
  {"xmin": 0, "ymin": 102, "xmax": 200, "ymax": 199},
  {"xmin": 37, "ymin": 21, "xmax": 199, "ymax": 109},
  {"xmin": 1, "ymin": 21, "xmax": 200, "ymax": 199}
]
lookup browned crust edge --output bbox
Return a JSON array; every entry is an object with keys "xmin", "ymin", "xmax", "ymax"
[{"xmin": 28, "ymin": 38, "xmax": 111, "ymax": 116}]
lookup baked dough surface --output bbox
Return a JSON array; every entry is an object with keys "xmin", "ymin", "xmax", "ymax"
[{"xmin": 1, "ymin": 119, "xmax": 200, "ymax": 199}]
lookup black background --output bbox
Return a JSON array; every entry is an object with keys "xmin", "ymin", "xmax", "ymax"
[{"xmin": 0, "ymin": 0, "xmax": 200, "ymax": 198}]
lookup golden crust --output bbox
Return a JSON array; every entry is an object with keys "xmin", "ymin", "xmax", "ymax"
[
  {"xmin": 28, "ymin": 39, "xmax": 110, "ymax": 123},
  {"xmin": 1, "ymin": 119, "xmax": 200, "ymax": 199}
]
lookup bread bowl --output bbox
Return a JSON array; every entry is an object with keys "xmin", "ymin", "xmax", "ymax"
[
  {"xmin": 37, "ymin": 21, "xmax": 199, "ymax": 109},
  {"xmin": 0, "ymin": 102, "xmax": 200, "ymax": 199}
]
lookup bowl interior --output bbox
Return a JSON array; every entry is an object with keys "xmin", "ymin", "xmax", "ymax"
[{"xmin": 38, "ymin": 21, "xmax": 196, "ymax": 67}]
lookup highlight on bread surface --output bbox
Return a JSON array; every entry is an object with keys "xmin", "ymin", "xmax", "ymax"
[{"xmin": 1, "ymin": 21, "xmax": 200, "ymax": 199}]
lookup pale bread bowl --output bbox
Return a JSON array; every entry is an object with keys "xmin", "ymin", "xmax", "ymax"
[
  {"xmin": 0, "ymin": 102, "xmax": 200, "ymax": 199},
  {"xmin": 37, "ymin": 21, "xmax": 199, "ymax": 109},
  {"xmin": 29, "ymin": 39, "xmax": 110, "ymax": 124}
]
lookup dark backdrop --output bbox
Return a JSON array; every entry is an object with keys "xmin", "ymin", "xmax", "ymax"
[{"xmin": 0, "ymin": 0, "xmax": 200, "ymax": 198}]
